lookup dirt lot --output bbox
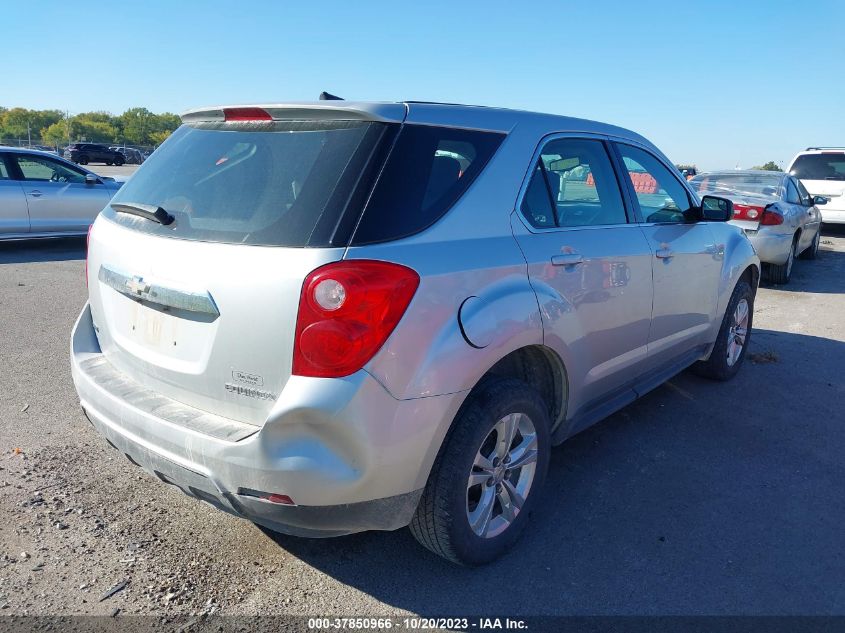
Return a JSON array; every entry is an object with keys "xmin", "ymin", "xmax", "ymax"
[{"xmin": 0, "ymin": 227, "xmax": 843, "ymax": 618}]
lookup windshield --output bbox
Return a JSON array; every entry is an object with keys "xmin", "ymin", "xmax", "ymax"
[
  {"xmin": 104, "ymin": 120, "xmax": 392, "ymax": 247},
  {"xmin": 790, "ymin": 153, "xmax": 845, "ymax": 181},
  {"xmin": 690, "ymin": 173, "xmax": 783, "ymax": 198}
]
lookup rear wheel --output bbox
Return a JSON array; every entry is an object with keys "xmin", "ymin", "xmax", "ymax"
[
  {"xmin": 692, "ymin": 280, "xmax": 754, "ymax": 381},
  {"xmin": 799, "ymin": 229, "xmax": 820, "ymax": 260},
  {"xmin": 114, "ymin": 156, "xmax": 125, "ymax": 166},
  {"xmin": 409, "ymin": 378, "xmax": 551, "ymax": 565},
  {"xmin": 106, "ymin": 161, "xmax": 113, "ymax": 166},
  {"xmin": 78, "ymin": 155, "xmax": 89, "ymax": 165},
  {"xmin": 768, "ymin": 234, "xmax": 798, "ymax": 284}
]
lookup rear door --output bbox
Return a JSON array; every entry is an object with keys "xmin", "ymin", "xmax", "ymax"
[
  {"xmin": 0, "ymin": 154, "xmax": 30, "ymax": 234},
  {"xmin": 792, "ymin": 177, "xmax": 822, "ymax": 251},
  {"xmin": 511, "ymin": 136, "xmax": 654, "ymax": 417},
  {"xmin": 9, "ymin": 153, "xmax": 111, "ymax": 233},
  {"xmin": 612, "ymin": 142, "xmax": 722, "ymax": 369}
]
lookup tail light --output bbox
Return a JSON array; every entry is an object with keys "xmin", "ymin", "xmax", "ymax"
[
  {"xmin": 293, "ymin": 260, "xmax": 420, "ymax": 378},
  {"xmin": 732, "ymin": 204, "xmax": 764, "ymax": 221},
  {"xmin": 760, "ymin": 208, "xmax": 784, "ymax": 225}
]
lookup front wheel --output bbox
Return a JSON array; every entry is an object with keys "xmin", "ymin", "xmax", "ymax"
[
  {"xmin": 114, "ymin": 157, "xmax": 125, "ymax": 166},
  {"xmin": 409, "ymin": 378, "xmax": 551, "ymax": 565},
  {"xmin": 692, "ymin": 280, "xmax": 754, "ymax": 381},
  {"xmin": 799, "ymin": 229, "xmax": 820, "ymax": 260}
]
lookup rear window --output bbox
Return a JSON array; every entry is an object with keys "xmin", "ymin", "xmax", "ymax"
[
  {"xmin": 790, "ymin": 153, "xmax": 845, "ymax": 181},
  {"xmin": 349, "ymin": 125, "xmax": 504, "ymax": 244},
  {"xmin": 104, "ymin": 120, "xmax": 504, "ymax": 248},
  {"xmin": 691, "ymin": 173, "xmax": 783, "ymax": 197},
  {"xmin": 103, "ymin": 120, "xmax": 392, "ymax": 247}
]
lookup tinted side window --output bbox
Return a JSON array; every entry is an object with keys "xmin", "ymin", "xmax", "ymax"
[
  {"xmin": 351, "ymin": 125, "xmax": 504, "ymax": 244},
  {"xmin": 0, "ymin": 157, "xmax": 9, "ymax": 179},
  {"xmin": 14, "ymin": 155, "xmax": 86, "ymax": 184},
  {"xmin": 785, "ymin": 179, "xmax": 801, "ymax": 204},
  {"xmin": 521, "ymin": 163, "xmax": 556, "ymax": 228},
  {"xmin": 617, "ymin": 144, "xmax": 692, "ymax": 224},
  {"xmin": 794, "ymin": 178, "xmax": 812, "ymax": 205}
]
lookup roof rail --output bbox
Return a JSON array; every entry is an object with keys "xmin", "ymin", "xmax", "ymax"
[{"xmin": 805, "ymin": 146, "xmax": 845, "ymax": 151}]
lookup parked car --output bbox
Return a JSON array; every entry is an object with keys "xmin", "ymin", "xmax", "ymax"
[
  {"xmin": 109, "ymin": 146, "xmax": 145, "ymax": 165},
  {"xmin": 71, "ymin": 101, "xmax": 759, "ymax": 565},
  {"xmin": 787, "ymin": 147, "xmax": 845, "ymax": 224},
  {"xmin": 690, "ymin": 170, "xmax": 823, "ymax": 284},
  {"xmin": 0, "ymin": 147, "xmax": 123, "ymax": 239},
  {"xmin": 64, "ymin": 143, "xmax": 125, "ymax": 166}
]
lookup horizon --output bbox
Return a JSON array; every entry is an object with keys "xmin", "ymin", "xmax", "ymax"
[{"xmin": 5, "ymin": 0, "xmax": 844, "ymax": 171}]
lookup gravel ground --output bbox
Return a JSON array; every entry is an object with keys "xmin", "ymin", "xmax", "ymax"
[{"xmin": 0, "ymin": 227, "xmax": 843, "ymax": 618}]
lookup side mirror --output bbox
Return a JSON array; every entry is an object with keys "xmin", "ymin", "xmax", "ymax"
[
  {"xmin": 84, "ymin": 173, "xmax": 99, "ymax": 185},
  {"xmin": 813, "ymin": 195, "xmax": 828, "ymax": 206},
  {"xmin": 700, "ymin": 195, "xmax": 733, "ymax": 221}
]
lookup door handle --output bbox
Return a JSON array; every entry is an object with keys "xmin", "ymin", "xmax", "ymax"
[
  {"xmin": 655, "ymin": 248, "xmax": 674, "ymax": 259},
  {"xmin": 551, "ymin": 253, "xmax": 584, "ymax": 266},
  {"xmin": 28, "ymin": 190, "xmax": 42, "ymax": 198}
]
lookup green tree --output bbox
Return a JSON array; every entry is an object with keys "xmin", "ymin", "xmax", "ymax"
[
  {"xmin": 41, "ymin": 120, "xmax": 70, "ymax": 146},
  {"xmin": 119, "ymin": 107, "xmax": 156, "ymax": 145},
  {"xmin": 1, "ymin": 107, "xmax": 63, "ymax": 140},
  {"xmin": 752, "ymin": 161, "xmax": 782, "ymax": 171}
]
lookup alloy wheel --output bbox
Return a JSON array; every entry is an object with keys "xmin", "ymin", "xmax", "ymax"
[
  {"xmin": 726, "ymin": 298, "xmax": 750, "ymax": 367},
  {"xmin": 466, "ymin": 412, "xmax": 538, "ymax": 539}
]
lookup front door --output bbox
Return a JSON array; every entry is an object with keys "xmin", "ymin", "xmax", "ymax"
[
  {"xmin": 10, "ymin": 153, "xmax": 111, "ymax": 233},
  {"xmin": 613, "ymin": 143, "xmax": 722, "ymax": 369}
]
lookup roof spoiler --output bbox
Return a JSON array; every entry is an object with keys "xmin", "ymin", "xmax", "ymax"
[
  {"xmin": 180, "ymin": 102, "xmax": 405, "ymax": 124},
  {"xmin": 806, "ymin": 146, "xmax": 845, "ymax": 151}
]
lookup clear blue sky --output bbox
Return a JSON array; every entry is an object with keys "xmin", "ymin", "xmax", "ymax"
[{"xmin": 4, "ymin": 0, "xmax": 844, "ymax": 170}]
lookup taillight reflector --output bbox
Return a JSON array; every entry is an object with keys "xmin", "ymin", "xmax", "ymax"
[
  {"xmin": 293, "ymin": 260, "xmax": 420, "ymax": 378},
  {"xmin": 223, "ymin": 107, "xmax": 272, "ymax": 122},
  {"xmin": 732, "ymin": 204, "xmax": 764, "ymax": 221},
  {"xmin": 264, "ymin": 494, "xmax": 295, "ymax": 505}
]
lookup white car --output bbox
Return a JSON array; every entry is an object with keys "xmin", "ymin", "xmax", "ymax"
[{"xmin": 788, "ymin": 148, "xmax": 845, "ymax": 224}]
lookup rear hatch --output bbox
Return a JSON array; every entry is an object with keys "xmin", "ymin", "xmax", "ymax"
[
  {"xmin": 790, "ymin": 152, "xmax": 845, "ymax": 211},
  {"xmin": 87, "ymin": 109, "xmax": 401, "ymax": 426}
]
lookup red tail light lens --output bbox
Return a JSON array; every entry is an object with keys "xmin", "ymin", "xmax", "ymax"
[
  {"xmin": 223, "ymin": 107, "xmax": 272, "ymax": 122},
  {"xmin": 760, "ymin": 209, "xmax": 784, "ymax": 225},
  {"xmin": 732, "ymin": 204, "xmax": 764, "ymax": 221},
  {"xmin": 293, "ymin": 260, "xmax": 420, "ymax": 378}
]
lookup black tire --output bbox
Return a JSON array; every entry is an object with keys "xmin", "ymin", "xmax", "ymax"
[
  {"xmin": 78, "ymin": 155, "xmax": 89, "ymax": 165},
  {"xmin": 114, "ymin": 156, "xmax": 125, "ymax": 166},
  {"xmin": 768, "ymin": 234, "xmax": 798, "ymax": 284},
  {"xmin": 409, "ymin": 378, "xmax": 551, "ymax": 566},
  {"xmin": 799, "ymin": 229, "xmax": 820, "ymax": 260},
  {"xmin": 106, "ymin": 161, "xmax": 113, "ymax": 166},
  {"xmin": 691, "ymin": 280, "xmax": 754, "ymax": 381}
]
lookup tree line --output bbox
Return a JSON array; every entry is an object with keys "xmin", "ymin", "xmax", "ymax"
[{"xmin": 0, "ymin": 107, "xmax": 181, "ymax": 147}]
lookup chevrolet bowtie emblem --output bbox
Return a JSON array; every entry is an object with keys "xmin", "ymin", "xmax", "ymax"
[{"xmin": 125, "ymin": 276, "xmax": 150, "ymax": 296}]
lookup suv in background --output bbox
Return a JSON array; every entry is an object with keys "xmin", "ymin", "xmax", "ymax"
[
  {"xmin": 71, "ymin": 100, "xmax": 759, "ymax": 565},
  {"xmin": 788, "ymin": 148, "xmax": 845, "ymax": 224},
  {"xmin": 64, "ymin": 143, "xmax": 125, "ymax": 166}
]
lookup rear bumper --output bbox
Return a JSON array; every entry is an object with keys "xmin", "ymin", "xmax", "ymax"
[
  {"xmin": 71, "ymin": 304, "xmax": 464, "ymax": 536},
  {"xmin": 744, "ymin": 229, "xmax": 794, "ymax": 265}
]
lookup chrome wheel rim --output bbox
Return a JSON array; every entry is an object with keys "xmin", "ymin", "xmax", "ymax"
[
  {"xmin": 466, "ymin": 413, "xmax": 538, "ymax": 539},
  {"xmin": 726, "ymin": 298, "xmax": 749, "ymax": 367}
]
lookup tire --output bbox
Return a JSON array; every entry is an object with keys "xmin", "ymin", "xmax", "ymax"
[
  {"xmin": 106, "ymin": 161, "xmax": 113, "ymax": 166},
  {"xmin": 691, "ymin": 280, "xmax": 754, "ymax": 381},
  {"xmin": 799, "ymin": 229, "xmax": 820, "ymax": 260},
  {"xmin": 78, "ymin": 155, "xmax": 89, "ymax": 165},
  {"xmin": 114, "ymin": 157, "xmax": 124, "ymax": 166},
  {"xmin": 768, "ymin": 234, "xmax": 798, "ymax": 285},
  {"xmin": 409, "ymin": 378, "xmax": 551, "ymax": 566}
]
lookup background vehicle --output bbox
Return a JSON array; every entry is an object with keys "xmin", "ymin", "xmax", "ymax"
[
  {"xmin": 109, "ymin": 146, "xmax": 145, "ymax": 164},
  {"xmin": 64, "ymin": 143, "xmax": 125, "ymax": 166},
  {"xmin": 0, "ymin": 147, "xmax": 123, "ymax": 238},
  {"xmin": 691, "ymin": 170, "xmax": 823, "ymax": 284},
  {"xmin": 71, "ymin": 101, "xmax": 758, "ymax": 565},
  {"xmin": 788, "ymin": 148, "xmax": 845, "ymax": 224}
]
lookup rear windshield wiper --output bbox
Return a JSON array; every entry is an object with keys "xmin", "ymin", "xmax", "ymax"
[{"xmin": 111, "ymin": 202, "xmax": 174, "ymax": 225}]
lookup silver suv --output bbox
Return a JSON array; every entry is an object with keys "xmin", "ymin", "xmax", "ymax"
[{"xmin": 71, "ymin": 101, "xmax": 759, "ymax": 565}]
